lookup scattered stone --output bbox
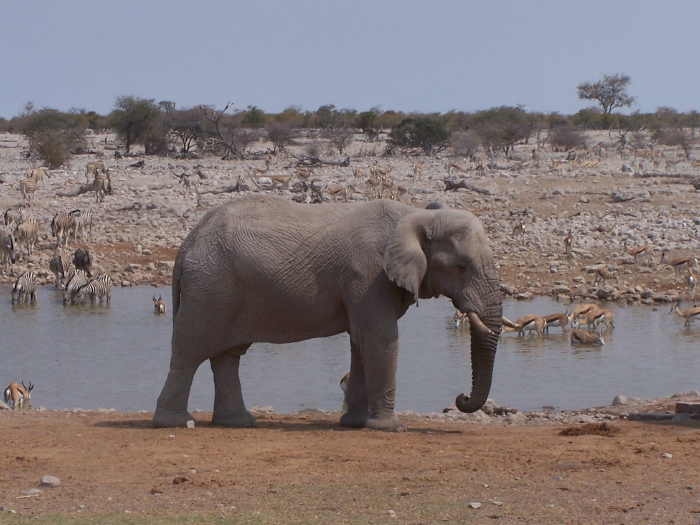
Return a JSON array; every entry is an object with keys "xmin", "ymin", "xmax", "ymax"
[
  {"xmin": 387, "ymin": 509, "xmax": 396, "ymax": 517},
  {"xmin": 662, "ymin": 453, "xmax": 672, "ymax": 459},
  {"xmin": 186, "ymin": 420, "xmax": 196, "ymax": 429},
  {"xmin": 612, "ymin": 395, "xmax": 628, "ymax": 405},
  {"xmin": 468, "ymin": 502, "xmax": 481, "ymax": 509},
  {"xmin": 40, "ymin": 475, "xmax": 61, "ymax": 488}
]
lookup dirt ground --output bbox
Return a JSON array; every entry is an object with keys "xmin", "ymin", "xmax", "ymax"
[
  {"xmin": 0, "ymin": 403, "xmax": 698, "ymax": 524},
  {"xmin": 2, "ymin": 132, "xmax": 700, "ymax": 523}
]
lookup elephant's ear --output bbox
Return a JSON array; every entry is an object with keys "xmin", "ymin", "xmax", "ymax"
[{"xmin": 382, "ymin": 213, "xmax": 428, "ymax": 299}]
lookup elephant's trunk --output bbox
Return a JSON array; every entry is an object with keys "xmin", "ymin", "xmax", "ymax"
[{"xmin": 455, "ymin": 296, "xmax": 501, "ymax": 413}]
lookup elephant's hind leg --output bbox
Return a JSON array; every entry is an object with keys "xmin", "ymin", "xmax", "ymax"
[
  {"xmin": 153, "ymin": 366, "xmax": 198, "ymax": 428},
  {"xmin": 210, "ymin": 345, "xmax": 256, "ymax": 427},
  {"xmin": 339, "ymin": 340, "xmax": 371, "ymax": 428}
]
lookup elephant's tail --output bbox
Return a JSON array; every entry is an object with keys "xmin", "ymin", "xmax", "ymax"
[{"xmin": 171, "ymin": 247, "xmax": 185, "ymax": 322}]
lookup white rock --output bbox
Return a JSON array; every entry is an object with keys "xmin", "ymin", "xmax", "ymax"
[
  {"xmin": 469, "ymin": 502, "xmax": 481, "ymax": 509},
  {"xmin": 40, "ymin": 475, "xmax": 61, "ymax": 488}
]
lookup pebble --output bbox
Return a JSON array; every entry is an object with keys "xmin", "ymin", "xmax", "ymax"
[{"xmin": 468, "ymin": 502, "xmax": 481, "ymax": 509}]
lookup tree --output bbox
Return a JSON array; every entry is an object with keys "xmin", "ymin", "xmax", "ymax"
[
  {"xmin": 265, "ymin": 122, "xmax": 296, "ymax": 152},
  {"xmin": 241, "ymin": 105, "xmax": 266, "ymax": 128},
  {"xmin": 356, "ymin": 107, "xmax": 381, "ymax": 141},
  {"xmin": 19, "ymin": 108, "xmax": 87, "ymax": 167},
  {"xmin": 107, "ymin": 96, "xmax": 160, "ymax": 153},
  {"xmin": 577, "ymin": 74, "xmax": 635, "ymax": 114},
  {"xmin": 472, "ymin": 106, "xmax": 531, "ymax": 156},
  {"xmin": 170, "ymin": 107, "xmax": 205, "ymax": 157},
  {"xmin": 387, "ymin": 117, "xmax": 451, "ymax": 156},
  {"xmin": 324, "ymin": 128, "xmax": 354, "ymax": 155}
]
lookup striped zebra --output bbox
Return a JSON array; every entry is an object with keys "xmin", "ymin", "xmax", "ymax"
[
  {"xmin": 1, "ymin": 227, "xmax": 18, "ymax": 268},
  {"xmin": 63, "ymin": 269, "xmax": 88, "ymax": 304},
  {"xmin": 51, "ymin": 212, "xmax": 74, "ymax": 248},
  {"xmin": 19, "ymin": 179, "xmax": 37, "ymax": 207},
  {"xmin": 68, "ymin": 209, "xmax": 93, "ymax": 242},
  {"xmin": 11, "ymin": 271, "xmax": 37, "ymax": 304},
  {"xmin": 72, "ymin": 248, "xmax": 93, "ymax": 277},
  {"xmin": 49, "ymin": 251, "xmax": 72, "ymax": 288},
  {"xmin": 92, "ymin": 174, "xmax": 108, "ymax": 203},
  {"xmin": 4, "ymin": 206, "xmax": 24, "ymax": 226},
  {"xmin": 13, "ymin": 218, "xmax": 39, "ymax": 255},
  {"xmin": 73, "ymin": 273, "xmax": 113, "ymax": 304}
]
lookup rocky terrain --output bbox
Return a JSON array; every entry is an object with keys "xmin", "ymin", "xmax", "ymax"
[{"xmin": 1, "ymin": 130, "xmax": 700, "ymax": 309}]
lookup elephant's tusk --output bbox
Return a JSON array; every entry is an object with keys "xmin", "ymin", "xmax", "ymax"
[{"xmin": 466, "ymin": 312, "xmax": 498, "ymax": 337}]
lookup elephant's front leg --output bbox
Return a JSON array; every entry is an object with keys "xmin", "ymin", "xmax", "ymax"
[
  {"xmin": 210, "ymin": 345, "xmax": 256, "ymax": 427},
  {"xmin": 343, "ymin": 324, "xmax": 406, "ymax": 432},
  {"xmin": 363, "ymin": 338, "xmax": 406, "ymax": 432}
]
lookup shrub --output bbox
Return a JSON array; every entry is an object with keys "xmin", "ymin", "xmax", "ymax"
[{"xmin": 549, "ymin": 126, "xmax": 587, "ymax": 151}]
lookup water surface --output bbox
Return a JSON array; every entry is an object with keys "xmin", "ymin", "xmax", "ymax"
[{"xmin": 2, "ymin": 285, "xmax": 697, "ymax": 413}]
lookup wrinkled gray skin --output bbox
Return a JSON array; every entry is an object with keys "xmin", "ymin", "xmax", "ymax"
[{"xmin": 153, "ymin": 195, "xmax": 502, "ymax": 432}]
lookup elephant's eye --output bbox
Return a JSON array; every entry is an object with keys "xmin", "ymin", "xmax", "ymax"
[{"xmin": 457, "ymin": 263, "xmax": 468, "ymax": 272}]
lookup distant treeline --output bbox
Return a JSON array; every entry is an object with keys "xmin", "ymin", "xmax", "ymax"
[{"xmin": 2, "ymin": 96, "xmax": 698, "ymax": 168}]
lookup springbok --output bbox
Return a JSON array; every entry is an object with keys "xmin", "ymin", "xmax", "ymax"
[
  {"xmin": 512, "ymin": 221, "xmax": 524, "ymax": 244},
  {"xmin": 4, "ymin": 381, "xmax": 34, "ymax": 408},
  {"xmin": 153, "ymin": 295, "xmax": 166, "ymax": 314},
  {"xmin": 543, "ymin": 312, "xmax": 569, "ymax": 333},
  {"xmin": 452, "ymin": 309, "xmax": 468, "ymax": 327},
  {"xmin": 661, "ymin": 252, "xmax": 698, "ymax": 279},
  {"xmin": 567, "ymin": 304, "xmax": 597, "ymax": 325},
  {"xmin": 339, "ymin": 372, "xmax": 350, "ymax": 411},
  {"xmin": 688, "ymin": 268, "xmax": 698, "ymax": 301},
  {"xmin": 593, "ymin": 267, "xmax": 618, "ymax": 285},
  {"xmin": 563, "ymin": 231, "xmax": 573, "ymax": 259},
  {"xmin": 669, "ymin": 300, "xmax": 700, "ymax": 326},
  {"xmin": 572, "ymin": 307, "xmax": 615, "ymax": 332},
  {"xmin": 570, "ymin": 329, "xmax": 605, "ymax": 345},
  {"xmin": 501, "ymin": 314, "xmax": 547, "ymax": 336},
  {"xmin": 623, "ymin": 242, "xmax": 654, "ymax": 266}
]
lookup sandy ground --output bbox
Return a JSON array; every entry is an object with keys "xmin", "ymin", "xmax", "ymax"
[
  {"xmin": 0, "ymin": 401, "xmax": 699, "ymax": 523},
  {"xmin": 1, "ymin": 131, "xmax": 700, "ymax": 522}
]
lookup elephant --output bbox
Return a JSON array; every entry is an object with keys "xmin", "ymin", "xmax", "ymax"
[{"xmin": 153, "ymin": 195, "xmax": 502, "ymax": 432}]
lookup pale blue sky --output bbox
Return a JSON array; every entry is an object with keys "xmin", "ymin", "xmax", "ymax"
[{"xmin": 1, "ymin": 1, "xmax": 699, "ymax": 119}]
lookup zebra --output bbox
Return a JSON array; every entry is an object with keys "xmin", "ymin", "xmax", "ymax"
[
  {"xmin": 19, "ymin": 179, "xmax": 37, "ymax": 206},
  {"xmin": 51, "ymin": 212, "xmax": 74, "ymax": 248},
  {"xmin": 72, "ymin": 248, "xmax": 93, "ymax": 277},
  {"xmin": 11, "ymin": 271, "xmax": 37, "ymax": 304},
  {"xmin": 73, "ymin": 273, "xmax": 112, "ymax": 304},
  {"xmin": 92, "ymin": 174, "xmax": 108, "ymax": 203},
  {"xmin": 68, "ymin": 209, "xmax": 93, "ymax": 242},
  {"xmin": 63, "ymin": 269, "xmax": 88, "ymax": 304},
  {"xmin": 0, "ymin": 227, "xmax": 18, "ymax": 268},
  {"xmin": 49, "ymin": 250, "xmax": 72, "ymax": 288},
  {"xmin": 4, "ymin": 206, "xmax": 24, "ymax": 226},
  {"xmin": 13, "ymin": 218, "xmax": 39, "ymax": 255}
]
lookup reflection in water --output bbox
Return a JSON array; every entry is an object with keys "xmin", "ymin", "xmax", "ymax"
[{"xmin": 1, "ymin": 286, "xmax": 698, "ymax": 414}]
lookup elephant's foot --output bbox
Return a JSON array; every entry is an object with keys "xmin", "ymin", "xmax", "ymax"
[
  {"xmin": 339, "ymin": 410, "xmax": 371, "ymax": 429},
  {"xmin": 211, "ymin": 409, "xmax": 257, "ymax": 428},
  {"xmin": 153, "ymin": 407, "xmax": 196, "ymax": 428},
  {"xmin": 366, "ymin": 415, "xmax": 407, "ymax": 433}
]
